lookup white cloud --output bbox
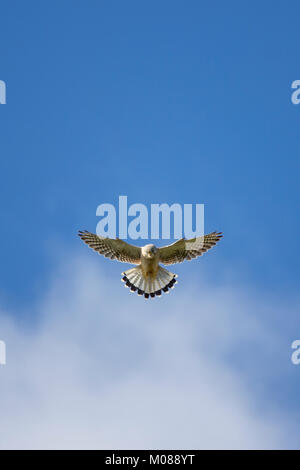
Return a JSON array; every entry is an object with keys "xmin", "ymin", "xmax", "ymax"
[{"xmin": 0, "ymin": 254, "xmax": 298, "ymax": 449}]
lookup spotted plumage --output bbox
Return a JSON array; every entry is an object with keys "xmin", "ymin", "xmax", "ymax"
[{"xmin": 78, "ymin": 230, "xmax": 223, "ymax": 299}]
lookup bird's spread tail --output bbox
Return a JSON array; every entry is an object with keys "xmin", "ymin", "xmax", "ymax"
[{"xmin": 121, "ymin": 265, "xmax": 178, "ymax": 299}]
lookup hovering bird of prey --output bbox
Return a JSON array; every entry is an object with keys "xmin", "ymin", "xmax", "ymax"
[{"xmin": 78, "ymin": 231, "xmax": 223, "ymax": 299}]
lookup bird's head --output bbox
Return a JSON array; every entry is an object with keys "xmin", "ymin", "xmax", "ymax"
[{"xmin": 142, "ymin": 244, "xmax": 158, "ymax": 259}]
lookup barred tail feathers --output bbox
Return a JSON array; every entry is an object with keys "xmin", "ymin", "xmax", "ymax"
[{"xmin": 121, "ymin": 265, "xmax": 178, "ymax": 299}]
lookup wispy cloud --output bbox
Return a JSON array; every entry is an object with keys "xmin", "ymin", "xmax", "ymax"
[{"xmin": 0, "ymin": 254, "xmax": 298, "ymax": 449}]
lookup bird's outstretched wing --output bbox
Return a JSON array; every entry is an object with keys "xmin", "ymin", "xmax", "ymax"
[
  {"xmin": 158, "ymin": 232, "xmax": 223, "ymax": 265},
  {"xmin": 78, "ymin": 231, "xmax": 141, "ymax": 264}
]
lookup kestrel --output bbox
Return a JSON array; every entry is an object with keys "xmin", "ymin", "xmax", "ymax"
[{"xmin": 78, "ymin": 231, "xmax": 223, "ymax": 298}]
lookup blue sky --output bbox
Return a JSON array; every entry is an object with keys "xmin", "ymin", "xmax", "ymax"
[{"xmin": 0, "ymin": 1, "xmax": 300, "ymax": 449}]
